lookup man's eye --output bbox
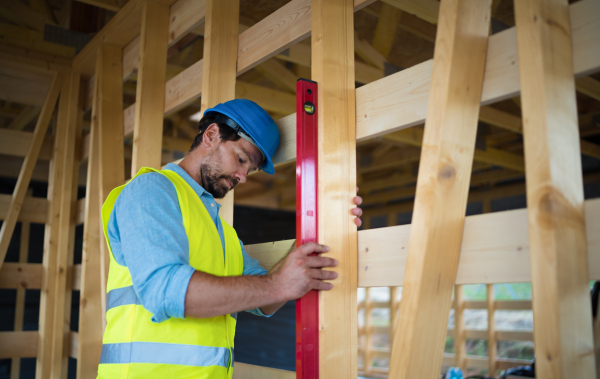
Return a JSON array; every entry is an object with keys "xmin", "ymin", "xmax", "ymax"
[{"xmin": 238, "ymin": 156, "xmax": 244, "ymax": 164}]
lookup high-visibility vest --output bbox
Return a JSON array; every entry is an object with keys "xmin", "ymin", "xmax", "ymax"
[{"xmin": 97, "ymin": 167, "xmax": 244, "ymax": 379}]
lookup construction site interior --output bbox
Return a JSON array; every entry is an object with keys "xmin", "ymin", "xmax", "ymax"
[{"xmin": 0, "ymin": 0, "xmax": 599, "ymax": 378}]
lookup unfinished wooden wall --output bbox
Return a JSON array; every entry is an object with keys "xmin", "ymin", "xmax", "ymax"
[{"xmin": 0, "ymin": 0, "xmax": 599, "ymax": 378}]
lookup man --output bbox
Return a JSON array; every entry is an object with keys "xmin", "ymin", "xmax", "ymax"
[{"xmin": 97, "ymin": 99, "xmax": 362, "ymax": 378}]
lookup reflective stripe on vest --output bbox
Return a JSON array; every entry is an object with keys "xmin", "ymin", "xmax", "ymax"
[
  {"xmin": 98, "ymin": 167, "xmax": 244, "ymax": 379},
  {"xmin": 100, "ymin": 342, "xmax": 230, "ymax": 368}
]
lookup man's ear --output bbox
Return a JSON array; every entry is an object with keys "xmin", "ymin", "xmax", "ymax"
[{"xmin": 202, "ymin": 124, "xmax": 221, "ymax": 149}]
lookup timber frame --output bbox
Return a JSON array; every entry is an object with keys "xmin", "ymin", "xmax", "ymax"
[{"xmin": 0, "ymin": 0, "xmax": 599, "ymax": 378}]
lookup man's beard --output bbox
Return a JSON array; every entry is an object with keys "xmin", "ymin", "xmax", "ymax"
[{"xmin": 197, "ymin": 156, "xmax": 238, "ymax": 199}]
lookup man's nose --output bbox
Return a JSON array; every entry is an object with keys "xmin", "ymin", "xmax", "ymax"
[{"xmin": 234, "ymin": 171, "xmax": 246, "ymax": 184}]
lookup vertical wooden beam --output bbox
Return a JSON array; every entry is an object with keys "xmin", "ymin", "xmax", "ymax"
[
  {"xmin": 454, "ymin": 285, "xmax": 466, "ymax": 371},
  {"xmin": 11, "ymin": 214, "xmax": 30, "ymax": 379},
  {"xmin": 77, "ymin": 94, "xmax": 104, "ymax": 378},
  {"xmin": 487, "ymin": 284, "xmax": 497, "ymax": 377},
  {"xmin": 0, "ymin": 73, "xmax": 61, "ymax": 270},
  {"xmin": 200, "ymin": 0, "xmax": 239, "ymax": 224},
  {"xmin": 312, "ymin": 0, "xmax": 357, "ymax": 376},
  {"xmin": 37, "ymin": 73, "xmax": 66, "ymax": 379},
  {"xmin": 49, "ymin": 70, "xmax": 81, "ymax": 379},
  {"xmin": 363, "ymin": 288, "xmax": 372, "ymax": 373},
  {"xmin": 388, "ymin": 0, "xmax": 491, "ymax": 377},
  {"xmin": 131, "ymin": 0, "xmax": 169, "ymax": 173},
  {"xmin": 372, "ymin": 3, "xmax": 402, "ymax": 58},
  {"xmin": 97, "ymin": 44, "xmax": 125, "ymax": 315},
  {"xmin": 390, "ymin": 286, "xmax": 399, "ymax": 343},
  {"xmin": 514, "ymin": 0, "xmax": 596, "ymax": 377}
]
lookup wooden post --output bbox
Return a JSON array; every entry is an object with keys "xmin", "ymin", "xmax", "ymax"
[
  {"xmin": 388, "ymin": 0, "xmax": 491, "ymax": 377},
  {"xmin": 49, "ymin": 70, "xmax": 81, "ymax": 379},
  {"xmin": 37, "ymin": 73, "xmax": 66, "ymax": 379},
  {"xmin": 487, "ymin": 284, "xmax": 497, "ymax": 377},
  {"xmin": 0, "ymin": 73, "xmax": 61, "ymax": 270},
  {"xmin": 363, "ymin": 288, "xmax": 372, "ymax": 373},
  {"xmin": 76, "ymin": 51, "xmax": 105, "ymax": 379},
  {"xmin": 514, "ymin": 0, "xmax": 596, "ymax": 377},
  {"xmin": 97, "ymin": 44, "xmax": 125, "ymax": 314},
  {"xmin": 11, "ymin": 213, "xmax": 30, "ymax": 379},
  {"xmin": 454, "ymin": 285, "xmax": 466, "ymax": 372},
  {"xmin": 131, "ymin": 0, "xmax": 169, "ymax": 173},
  {"xmin": 390, "ymin": 286, "xmax": 399, "ymax": 345},
  {"xmin": 200, "ymin": 0, "xmax": 239, "ymax": 224},
  {"xmin": 311, "ymin": 0, "xmax": 357, "ymax": 376}
]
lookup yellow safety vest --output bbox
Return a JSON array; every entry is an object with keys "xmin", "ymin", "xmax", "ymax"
[{"xmin": 97, "ymin": 167, "xmax": 244, "ymax": 379}]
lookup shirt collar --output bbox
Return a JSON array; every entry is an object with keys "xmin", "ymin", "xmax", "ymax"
[{"xmin": 164, "ymin": 163, "xmax": 221, "ymax": 208}]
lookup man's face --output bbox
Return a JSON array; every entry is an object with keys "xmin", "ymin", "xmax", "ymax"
[{"xmin": 199, "ymin": 134, "xmax": 262, "ymax": 199}]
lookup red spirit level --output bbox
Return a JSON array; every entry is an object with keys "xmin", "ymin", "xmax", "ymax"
[{"xmin": 295, "ymin": 78, "xmax": 318, "ymax": 379}]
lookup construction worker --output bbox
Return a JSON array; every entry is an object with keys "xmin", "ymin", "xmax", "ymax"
[{"xmin": 97, "ymin": 99, "xmax": 363, "ymax": 378}]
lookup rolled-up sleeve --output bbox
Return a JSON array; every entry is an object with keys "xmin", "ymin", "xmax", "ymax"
[
  {"xmin": 240, "ymin": 241, "xmax": 274, "ymax": 317},
  {"xmin": 110, "ymin": 173, "xmax": 195, "ymax": 323}
]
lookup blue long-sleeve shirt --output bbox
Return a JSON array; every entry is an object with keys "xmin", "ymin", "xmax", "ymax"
[{"xmin": 106, "ymin": 163, "xmax": 270, "ymax": 323}]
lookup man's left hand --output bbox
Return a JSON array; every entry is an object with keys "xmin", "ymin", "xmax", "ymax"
[{"xmin": 352, "ymin": 187, "xmax": 363, "ymax": 228}]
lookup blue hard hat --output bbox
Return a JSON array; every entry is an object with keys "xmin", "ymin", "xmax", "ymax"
[{"xmin": 204, "ymin": 99, "xmax": 280, "ymax": 175}]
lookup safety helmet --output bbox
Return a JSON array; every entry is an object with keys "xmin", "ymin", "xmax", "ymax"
[{"xmin": 203, "ymin": 99, "xmax": 280, "ymax": 175}]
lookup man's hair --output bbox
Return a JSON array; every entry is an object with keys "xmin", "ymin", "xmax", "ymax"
[{"xmin": 189, "ymin": 113, "xmax": 241, "ymax": 152}]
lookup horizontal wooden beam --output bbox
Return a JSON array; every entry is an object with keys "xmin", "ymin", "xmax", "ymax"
[
  {"xmin": 244, "ymin": 198, "xmax": 600, "ymax": 287},
  {"xmin": 355, "ymin": 0, "xmax": 599, "ymax": 142},
  {"xmin": 0, "ymin": 194, "xmax": 48, "ymax": 223},
  {"xmin": 0, "ymin": 129, "xmax": 53, "ymax": 160},
  {"xmin": 0, "ymin": 331, "xmax": 38, "ymax": 358},
  {"xmin": 232, "ymin": 363, "xmax": 294, "ymax": 379}
]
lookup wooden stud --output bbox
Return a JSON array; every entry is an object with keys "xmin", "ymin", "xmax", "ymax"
[
  {"xmin": 131, "ymin": 0, "xmax": 169, "ymax": 173},
  {"xmin": 487, "ymin": 284, "xmax": 497, "ymax": 377},
  {"xmin": 0, "ymin": 73, "xmax": 61, "ymax": 271},
  {"xmin": 97, "ymin": 44, "xmax": 126, "ymax": 312},
  {"xmin": 48, "ymin": 70, "xmax": 81, "ymax": 379},
  {"xmin": 76, "ymin": 91, "xmax": 104, "ymax": 378},
  {"xmin": 363, "ymin": 287, "xmax": 372, "ymax": 373},
  {"xmin": 311, "ymin": 0, "xmax": 357, "ymax": 376},
  {"xmin": 454, "ymin": 285, "xmax": 466, "ymax": 371},
  {"xmin": 7, "ymin": 106, "xmax": 41, "ymax": 130},
  {"xmin": 200, "ymin": 0, "xmax": 239, "ymax": 224},
  {"xmin": 514, "ymin": 0, "xmax": 596, "ymax": 377},
  {"xmin": 371, "ymin": 3, "xmax": 402, "ymax": 58},
  {"xmin": 11, "ymin": 210, "xmax": 30, "ymax": 379},
  {"xmin": 388, "ymin": 0, "xmax": 491, "ymax": 377}
]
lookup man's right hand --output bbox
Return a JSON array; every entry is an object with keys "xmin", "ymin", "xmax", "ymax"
[{"xmin": 270, "ymin": 242, "xmax": 338, "ymax": 301}]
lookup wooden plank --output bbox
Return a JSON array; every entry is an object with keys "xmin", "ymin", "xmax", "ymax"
[
  {"xmin": 0, "ymin": 73, "xmax": 51, "ymax": 107},
  {"xmin": 0, "ymin": 73, "xmax": 61, "ymax": 271},
  {"xmin": 382, "ymin": 0, "xmax": 440, "ymax": 24},
  {"xmin": 356, "ymin": 198, "xmax": 600, "ymax": 287},
  {"xmin": 515, "ymin": 0, "xmax": 596, "ymax": 377},
  {"xmin": 0, "ymin": 262, "xmax": 42, "ymax": 289},
  {"xmin": 0, "ymin": 331, "xmax": 38, "ymax": 358},
  {"xmin": 355, "ymin": 0, "xmax": 600, "ymax": 142},
  {"xmin": 76, "ymin": 80, "xmax": 104, "ymax": 377},
  {"xmin": 7, "ymin": 106, "xmax": 41, "ymax": 130},
  {"xmin": 11, "ymin": 216, "xmax": 29, "ymax": 377},
  {"xmin": 0, "ymin": 195, "xmax": 47, "ymax": 224},
  {"xmin": 232, "ymin": 362, "xmax": 294, "ymax": 379},
  {"xmin": 168, "ymin": 0, "xmax": 206, "ymax": 46},
  {"xmin": 389, "ymin": 2, "xmax": 491, "ymax": 377},
  {"xmin": 72, "ymin": 0, "xmax": 145, "ymax": 77},
  {"xmin": 487, "ymin": 284, "xmax": 497, "ymax": 376},
  {"xmin": 0, "ymin": 0, "xmax": 56, "ymax": 32},
  {"xmin": 371, "ymin": 3, "xmax": 402, "ymax": 58},
  {"xmin": 576, "ymin": 76, "xmax": 600, "ymax": 102},
  {"xmin": 131, "ymin": 0, "xmax": 170, "ymax": 172},
  {"xmin": 312, "ymin": 0, "xmax": 357, "ymax": 376},
  {"xmin": 0, "ymin": 129, "xmax": 53, "ymax": 161},
  {"xmin": 454, "ymin": 285, "xmax": 466, "ymax": 371},
  {"xmin": 363, "ymin": 288, "xmax": 373, "ymax": 372},
  {"xmin": 199, "ymin": 0, "xmax": 239, "ymax": 225},
  {"xmin": 48, "ymin": 71, "xmax": 81, "ymax": 379},
  {"xmin": 0, "ymin": 22, "xmax": 75, "ymax": 58},
  {"xmin": 97, "ymin": 44, "xmax": 126, "ymax": 304}
]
